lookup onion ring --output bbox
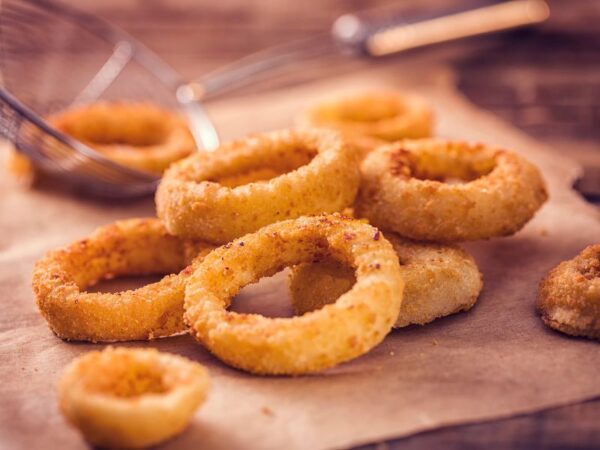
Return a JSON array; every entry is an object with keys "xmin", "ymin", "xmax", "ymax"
[
  {"xmin": 290, "ymin": 232, "xmax": 483, "ymax": 327},
  {"xmin": 355, "ymin": 139, "xmax": 548, "ymax": 242},
  {"xmin": 58, "ymin": 347, "xmax": 210, "ymax": 449},
  {"xmin": 49, "ymin": 102, "xmax": 196, "ymax": 174},
  {"xmin": 32, "ymin": 218, "xmax": 213, "ymax": 342},
  {"xmin": 295, "ymin": 91, "xmax": 433, "ymax": 158},
  {"xmin": 156, "ymin": 129, "xmax": 361, "ymax": 244},
  {"xmin": 184, "ymin": 214, "xmax": 403, "ymax": 375},
  {"xmin": 537, "ymin": 244, "xmax": 600, "ymax": 339}
]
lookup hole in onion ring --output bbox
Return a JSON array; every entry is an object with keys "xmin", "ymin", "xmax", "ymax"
[
  {"xmin": 82, "ymin": 354, "xmax": 169, "ymax": 398},
  {"xmin": 390, "ymin": 145, "xmax": 496, "ymax": 183},
  {"xmin": 207, "ymin": 146, "xmax": 318, "ymax": 188},
  {"xmin": 229, "ymin": 269, "xmax": 295, "ymax": 318},
  {"xmin": 229, "ymin": 245, "xmax": 362, "ymax": 319},
  {"xmin": 216, "ymin": 234, "xmax": 355, "ymax": 320},
  {"xmin": 86, "ymin": 274, "xmax": 165, "ymax": 294}
]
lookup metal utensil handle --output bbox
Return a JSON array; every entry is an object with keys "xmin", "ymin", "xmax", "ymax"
[
  {"xmin": 334, "ymin": 0, "xmax": 550, "ymax": 56},
  {"xmin": 182, "ymin": 0, "xmax": 549, "ymax": 102},
  {"xmin": 178, "ymin": 34, "xmax": 332, "ymax": 102}
]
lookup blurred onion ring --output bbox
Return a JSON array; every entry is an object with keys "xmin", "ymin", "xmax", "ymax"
[
  {"xmin": 537, "ymin": 244, "xmax": 600, "ymax": 339},
  {"xmin": 156, "ymin": 128, "xmax": 361, "ymax": 244},
  {"xmin": 32, "ymin": 218, "xmax": 213, "ymax": 342},
  {"xmin": 291, "ymin": 232, "xmax": 483, "ymax": 327},
  {"xmin": 355, "ymin": 139, "xmax": 548, "ymax": 242},
  {"xmin": 59, "ymin": 347, "xmax": 210, "ymax": 449},
  {"xmin": 184, "ymin": 214, "xmax": 403, "ymax": 375},
  {"xmin": 50, "ymin": 102, "xmax": 196, "ymax": 174},
  {"xmin": 295, "ymin": 91, "xmax": 433, "ymax": 158}
]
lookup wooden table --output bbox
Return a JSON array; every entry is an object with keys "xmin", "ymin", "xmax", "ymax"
[{"xmin": 51, "ymin": 0, "xmax": 600, "ymax": 448}]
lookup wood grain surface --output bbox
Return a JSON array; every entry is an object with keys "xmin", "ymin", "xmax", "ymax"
[{"xmin": 31, "ymin": 0, "xmax": 600, "ymax": 448}]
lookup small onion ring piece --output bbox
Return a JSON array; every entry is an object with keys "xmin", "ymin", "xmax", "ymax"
[
  {"xmin": 538, "ymin": 244, "xmax": 600, "ymax": 339},
  {"xmin": 58, "ymin": 347, "xmax": 210, "ymax": 449}
]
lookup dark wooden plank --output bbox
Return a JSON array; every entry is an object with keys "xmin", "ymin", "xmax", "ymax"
[{"xmin": 358, "ymin": 398, "xmax": 600, "ymax": 450}]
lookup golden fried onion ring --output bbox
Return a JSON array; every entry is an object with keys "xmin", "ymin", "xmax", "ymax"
[
  {"xmin": 49, "ymin": 102, "xmax": 196, "ymax": 174},
  {"xmin": 32, "ymin": 218, "xmax": 213, "ymax": 342},
  {"xmin": 355, "ymin": 139, "xmax": 548, "ymax": 242},
  {"xmin": 296, "ymin": 91, "xmax": 433, "ymax": 158},
  {"xmin": 184, "ymin": 214, "xmax": 403, "ymax": 375},
  {"xmin": 537, "ymin": 244, "xmax": 600, "ymax": 339},
  {"xmin": 156, "ymin": 129, "xmax": 360, "ymax": 244},
  {"xmin": 59, "ymin": 347, "xmax": 210, "ymax": 449},
  {"xmin": 291, "ymin": 233, "xmax": 483, "ymax": 327}
]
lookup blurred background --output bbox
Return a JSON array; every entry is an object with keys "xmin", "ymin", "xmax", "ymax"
[
  {"xmin": 59, "ymin": 0, "xmax": 600, "ymax": 200},
  {"xmin": 3, "ymin": 0, "xmax": 599, "ymax": 197},
  {"xmin": 69, "ymin": 0, "xmax": 599, "ymax": 143}
]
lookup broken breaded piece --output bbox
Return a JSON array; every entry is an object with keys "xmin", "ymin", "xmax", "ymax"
[{"xmin": 538, "ymin": 244, "xmax": 600, "ymax": 339}]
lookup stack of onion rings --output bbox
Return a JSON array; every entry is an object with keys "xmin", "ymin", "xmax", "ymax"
[
  {"xmin": 59, "ymin": 347, "xmax": 210, "ymax": 449},
  {"xmin": 537, "ymin": 244, "xmax": 600, "ymax": 339},
  {"xmin": 355, "ymin": 139, "xmax": 548, "ymax": 242},
  {"xmin": 17, "ymin": 87, "xmax": 563, "ymax": 440},
  {"xmin": 184, "ymin": 214, "xmax": 404, "ymax": 375},
  {"xmin": 156, "ymin": 129, "xmax": 361, "ymax": 243},
  {"xmin": 50, "ymin": 102, "xmax": 196, "ymax": 174},
  {"xmin": 290, "ymin": 232, "xmax": 483, "ymax": 327},
  {"xmin": 32, "ymin": 218, "xmax": 213, "ymax": 342}
]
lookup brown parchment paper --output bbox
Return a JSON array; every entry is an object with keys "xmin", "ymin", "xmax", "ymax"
[{"xmin": 1, "ymin": 66, "xmax": 599, "ymax": 450}]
